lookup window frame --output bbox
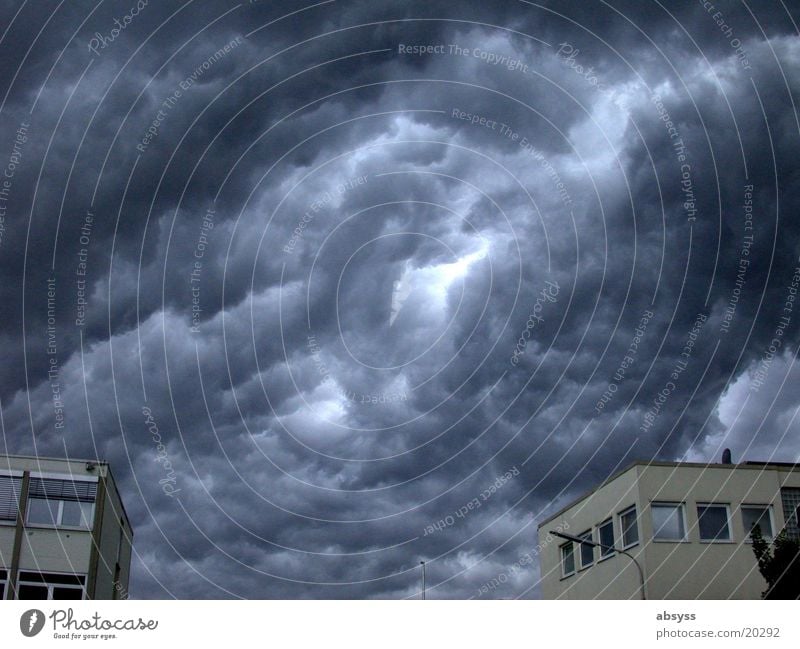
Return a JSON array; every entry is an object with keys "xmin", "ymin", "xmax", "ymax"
[
  {"xmin": 15, "ymin": 571, "xmax": 86, "ymax": 601},
  {"xmin": 618, "ymin": 505, "xmax": 639, "ymax": 549},
  {"xmin": 560, "ymin": 541, "xmax": 576, "ymax": 579},
  {"xmin": 577, "ymin": 530, "xmax": 594, "ymax": 570},
  {"xmin": 696, "ymin": 502, "xmax": 733, "ymax": 543},
  {"xmin": 26, "ymin": 496, "xmax": 94, "ymax": 531},
  {"xmin": 651, "ymin": 501, "xmax": 688, "ymax": 542},
  {"xmin": 0, "ymin": 569, "xmax": 7, "ymax": 600},
  {"xmin": 597, "ymin": 518, "xmax": 616, "ymax": 560},
  {"xmin": 741, "ymin": 504, "xmax": 775, "ymax": 542}
]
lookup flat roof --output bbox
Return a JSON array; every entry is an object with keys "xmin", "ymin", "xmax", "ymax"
[{"xmin": 537, "ymin": 459, "xmax": 800, "ymax": 529}]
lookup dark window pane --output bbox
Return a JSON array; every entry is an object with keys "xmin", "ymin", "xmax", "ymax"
[
  {"xmin": 621, "ymin": 508, "xmax": 639, "ymax": 547},
  {"xmin": 52, "ymin": 587, "xmax": 83, "ymax": 600},
  {"xmin": 742, "ymin": 507, "xmax": 773, "ymax": 539},
  {"xmin": 18, "ymin": 572, "xmax": 84, "ymax": 585},
  {"xmin": 578, "ymin": 532, "xmax": 593, "ymax": 567},
  {"xmin": 598, "ymin": 520, "xmax": 615, "ymax": 556},
  {"xmin": 18, "ymin": 584, "xmax": 48, "ymax": 600},
  {"xmin": 61, "ymin": 501, "xmax": 93, "ymax": 528},
  {"xmin": 697, "ymin": 505, "xmax": 730, "ymax": 541},
  {"xmin": 561, "ymin": 543, "xmax": 575, "ymax": 575},
  {"xmin": 27, "ymin": 498, "xmax": 58, "ymax": 525}
]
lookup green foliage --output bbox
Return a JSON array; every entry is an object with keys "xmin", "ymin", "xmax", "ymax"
[{"xmin": 750, "ymin": 525, "xmax": 800, "ymax": 599}]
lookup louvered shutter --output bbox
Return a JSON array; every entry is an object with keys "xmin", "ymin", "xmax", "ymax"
[
  {"xmin": 28, "ymin": 478, "xmax": 97, "ymax": 503},
  {"xmin": 0, "ymin": 475, "xmax": 22, "ymax": 520}
]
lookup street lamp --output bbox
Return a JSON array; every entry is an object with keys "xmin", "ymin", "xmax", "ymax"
[
  {"xmin": 549, "ymin": 530, "xmax": 647, "ymax": 600},
  {"xmin": 420, "ymin": 561, "xmax": 426, "ymax": 600}
]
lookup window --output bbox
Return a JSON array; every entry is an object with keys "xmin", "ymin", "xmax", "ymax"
[
  {"xmin": 27, "ymin": 498, "xmax": 94, "ymax": 528},
  {"xmin": 651, "ymin": 503, "xmax": 686, "ymax": 541},
  {"xmin": 26, "ymin": 478, "xmax": 96, "ymax": 529},
  {"xmin": 0, "ymin": 474, "xmax": 22, "ymax": 523},
  {"xmin": 619, "ymin": 506, "xmax": 639, "ymax": 548},
  {"xmin": 742, "ymin": 505, "xmax": 774, "ymax": 540},
  {"xmin": 16, "ymin": 571, "xmax": 85, "ymax": 600},
  {"xmin": 597, "ymin": 519, "xmax": 615, "ymax": 557},
  {"xmin": 560, "ymin": 542, "xmax": 575, "ymax": 577},
  {"xmin": 17, "ymin": 583, "xmax": 48, "ymax": 599},
  {"xmin": 780, "ymin": 488, "xmax": 800, "ymax": 540},
  {"xmin": 578, "ymin": 530, "xmax": 594, "ymax": 569},
  {"xmin": 697, "ymin": 504, "xmax": 731, "ymax": 541},
  {"xmin": 0, "ymin": 569, "xmax": 7, "ymax": 600}
]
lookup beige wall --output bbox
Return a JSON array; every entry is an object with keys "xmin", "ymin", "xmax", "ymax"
[
  {"xmin": 538, "ymin": 465, "xmax": 643, "ymax": 599},
  {"xmin": 538, "ymin": 463, "xmax": 800, "ymax": 600},
  {"xmin": 93, "ymin": 476, "xmax": 133, "ymax": 599},
  {"xmin": 19, "ymin": 528, "xmax": 92, "ymax": 573},
  {"xmin": 1, "ymin": 455, "xmax": 132, "ymax": 599},
  {"xmin": 637, "ymin": 464, "xmax": 788, "ymax": 599},
  {"xmin": 0, "ymin": 525, "xmax": 16, "ymax": 567}
]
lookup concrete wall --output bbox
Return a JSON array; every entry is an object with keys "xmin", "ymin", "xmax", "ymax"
[
  {"xmin": 0, "ymin": 456, "xmax": 132, "ymax": 599},
  {"xmin": 538, "ymin": 463, "xmax": 800, "ymax": 600},
  {"xmin": 538, "ymin": 465, "xmax": 643, "ymax": 599},
  {"xmin": 93, "ymin": 476, "xmax": 133, "ymax": 599},
  {"xmin": 637, "ymin": 464, "xmax": 781, "ymax": 599},
  {"xmin": 19, "ymin": 528, "xmax": 93, "ymax": 573},
  {"xmin": 0, "ymin": 525, "xmax": 16, "ymax": 567}
]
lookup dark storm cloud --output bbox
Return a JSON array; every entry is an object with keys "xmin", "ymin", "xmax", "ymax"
[{"xmin": 0, "ymin": 0, "xmax": 798, "ymax": 599}]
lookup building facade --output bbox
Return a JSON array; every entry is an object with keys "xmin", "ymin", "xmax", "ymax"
[
  {"xmin": 538, "ymin": 461, "xmax": 800, "ymax": 599},
  {"xmin": 0, "ymin": 455, "xmax": 132, "ymax": 600}
]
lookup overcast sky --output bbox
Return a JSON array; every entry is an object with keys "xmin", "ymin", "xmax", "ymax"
[{"xmin": 0, "ymin": 0, "xmax": 798, "ymax": 599}]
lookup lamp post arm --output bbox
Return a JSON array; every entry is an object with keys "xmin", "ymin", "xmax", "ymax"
[{"xmin": 615, "ymin": 547, "xmax": 647, "ymax": 600}]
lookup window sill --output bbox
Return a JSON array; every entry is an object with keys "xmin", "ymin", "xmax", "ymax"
[
  {"xmin": 597, "ymin": 553, "xmax": 616, "ymax": 562},
  {"xmin": 652, "ymin": 538, "xmax": 690, "ymax": 543},
  {"xmin": 25, "ymin": 523, "xmax": 93, "ymax": 532},
  {"xmin": 559, "ymin": 572, "xmax": 575, "ymax": 581},
  {"xmin": 620, "ymin": 541, "xmax": 639, "ymax": 550},
  {"xmin": 699, "ymin": 539, "xmax": 735, "ymax": 544}
]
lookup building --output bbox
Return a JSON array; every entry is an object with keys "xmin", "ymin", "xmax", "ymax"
[
  {"xmin": 537, "ymin": 459, "xmax": 800, "ymax": 599},
  {"xmin": 0, "ymin": 454, "xmax": 132, "ymax": 600}
]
